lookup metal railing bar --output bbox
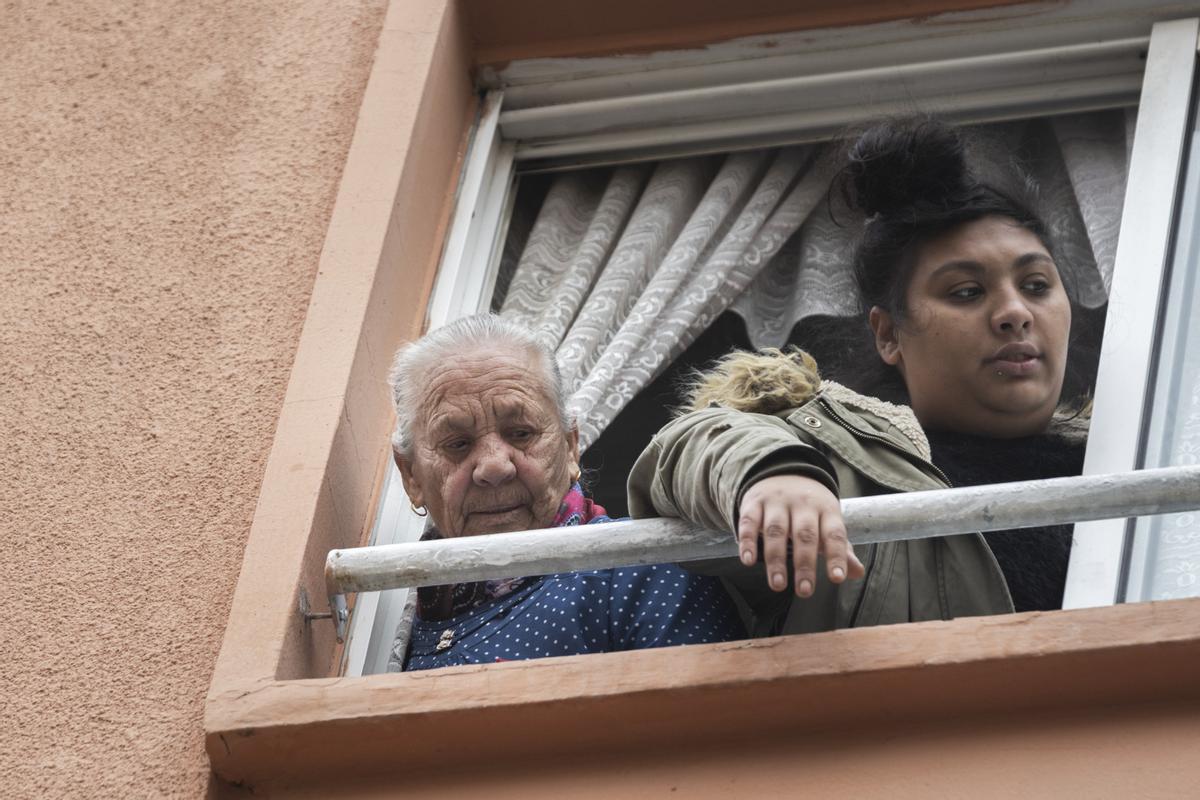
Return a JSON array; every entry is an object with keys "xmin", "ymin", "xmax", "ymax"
[{"xmin": 326, "ymin": 466, "xmax": 1200, "ymax": 606}]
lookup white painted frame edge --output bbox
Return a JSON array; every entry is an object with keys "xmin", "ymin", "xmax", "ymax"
[
  {"xmin": 425, "ymin": 91, "xmax": 514, "ymax": 330},
  {"xmin": 500, "ymin": 37, "xmax": 1146, "ymax": 142},
  {"xmin": 344, "ymin": 90, "xmax": 518, "ymax": 675},
  {"xmin": 1123, "ymin": 49, "xmax": 1200, "ymax": 602},
  {"xmin": 1061, "ymin": 18, "xmax": 1200, "ymax": 610},
  {"xmin": 340, "ymin": 464, "xmax": 408, "ymax": 675},
  {"xmin": 489, "ymin": 0, "xmax": 1193, "ymax": 105}
]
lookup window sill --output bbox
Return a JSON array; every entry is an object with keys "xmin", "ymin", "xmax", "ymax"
[{"xmin": 206, "ymin": 597, "xmax": 1200, "ymax": 787}]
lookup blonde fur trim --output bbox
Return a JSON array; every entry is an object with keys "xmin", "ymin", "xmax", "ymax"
[
  {"xmin": 685, "ymin": 347, "xmax": 822, "ymax": 416},
  {"xmin": 683, "ymin": 347, "xmax": 932, "ymax": 459},
  {"xmin": 683, "ymin": 346, "xmax": 1086, "ymax": 463}
]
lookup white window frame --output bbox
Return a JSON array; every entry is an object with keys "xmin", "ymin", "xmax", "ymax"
[
  {"xmin": 1061, "ymin": 18, "xmax": 1200, "ymax": 609},
  {"xmin": 340, "ymin": 93, "xmax": 516, "ymax": 676},
  {"xmin": 343, "ymin": 0, "xmax": 1200, "ymax": 674},
  {"xmin": 1101, "ymin": 21, "xmax": 1200, "ymax": 605}
]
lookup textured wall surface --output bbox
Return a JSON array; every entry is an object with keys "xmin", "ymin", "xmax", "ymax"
[{"xmin": 0, "ymin": 1, "xmax": 388, "ymax": 795}]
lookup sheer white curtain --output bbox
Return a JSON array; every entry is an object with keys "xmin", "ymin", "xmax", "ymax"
[
  {"xmin": 502, "ymin": 146, "xmax": 833, "ymax": 448},
  {"xmin": 499, "ymin": 110, "xmax": 1131, "ymax": 449}
]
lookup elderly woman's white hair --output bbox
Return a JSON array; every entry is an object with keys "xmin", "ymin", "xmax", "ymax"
[{"xmin": 389, "ymin": 314, "xmax": 572, "ymax": 457}]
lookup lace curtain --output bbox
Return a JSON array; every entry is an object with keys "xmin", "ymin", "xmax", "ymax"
[{"xmin": 498, "ymin": 110, "xmax": 1133, "ymax": 450}]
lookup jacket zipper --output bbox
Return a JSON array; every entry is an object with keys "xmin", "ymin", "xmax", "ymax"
[
  {"xmin": 816, "ymin": 396, "xmax": 955, "ymax": 627},
  {"xmin": 816, "ymin": 396, "xmax": 954, "ymax": 489}
]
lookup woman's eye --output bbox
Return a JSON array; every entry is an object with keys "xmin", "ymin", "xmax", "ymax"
[
  {"xmin": 949, "ymin": 285, "xmax": 983, "ymax": 300},
  {"xmin": 444, "ymin": 439, "xmax": 470, "ymax": 454},
  {"xmin": 508, "ymin": 428, "xmax": 533, "ymax": 443},
  {"xmin": 1022, "ymin": 278, "xmax": 1051, "ymax": 294}
]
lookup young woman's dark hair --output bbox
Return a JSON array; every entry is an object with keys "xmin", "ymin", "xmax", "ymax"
[
  {"xmin": 822, "ymin": 116, "xmax": 1096, "ymax": 405},
  {"xmin": 839, "ymin": 116, "xmax": 1059, "ymax": 320}
]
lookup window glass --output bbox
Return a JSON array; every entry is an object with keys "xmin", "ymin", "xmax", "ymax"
[{"xmin": 1126, "ymin": 68, "xmax": 1200, "ymax": 602}]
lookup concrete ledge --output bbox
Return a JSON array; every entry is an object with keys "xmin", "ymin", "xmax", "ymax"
[{"xmin": 206, "ymin": 598, "xmax": 1200, "ymax": 786}]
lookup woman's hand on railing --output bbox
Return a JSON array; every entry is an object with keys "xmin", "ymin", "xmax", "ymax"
[{"xmin": 737, "ymin": 475, "xmax": 865, "ymax": 597}]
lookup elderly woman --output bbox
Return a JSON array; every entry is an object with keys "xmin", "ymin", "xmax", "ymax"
[
  {"xmin": 389, "ymin": 314, "xmax": 744, "ymax": 671},
  {"xmin": 629, "ymin": 118, "xmax": 1088, "ymax": 635}
]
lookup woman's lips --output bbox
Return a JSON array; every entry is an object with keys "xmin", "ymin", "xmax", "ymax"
[
  {"xmin": 464, "ymin": 504, "xmax": 532, "ymax": 536},
  {"xmin": 462, "ymin": 504, "xmax": 531, "ymax": 536},
  {"xmin": 987, "ymin": 343, "xmax": 1042, "ymax": 377},
  {"xmin": 469, "ymin": 504, "xmax": 525, "ymax": 517},
  {"xmin": 992, "ymin": 356, "xmax": 1042, "ymax": 377}
]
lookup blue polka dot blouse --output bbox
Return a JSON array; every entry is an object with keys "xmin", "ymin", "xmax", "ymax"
[{"xmin": 404, "ymin": 562, "xmax": 745, "ymax": 671}]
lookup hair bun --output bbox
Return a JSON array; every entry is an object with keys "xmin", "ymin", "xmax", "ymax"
[{"xmin": 844, "ymin": 117, "xmax": 973, "ymax": 218}]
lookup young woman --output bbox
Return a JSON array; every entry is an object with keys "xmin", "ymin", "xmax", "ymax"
[{"xmin": 628, "ymin": 118, "xmax": 1088, "ymax": 636}]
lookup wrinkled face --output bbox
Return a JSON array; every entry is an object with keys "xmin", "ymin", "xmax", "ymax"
[
  {"xmin": 395, "ymin": 346, "xmax": 579, "ymax": 538},
  {"xmin": 870, "ymin": 215, "xmax": 1072, "ymax": 438}
]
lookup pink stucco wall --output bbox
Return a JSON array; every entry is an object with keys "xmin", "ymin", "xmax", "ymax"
[{"xmin": 0, "ymin": 2, "xmax": 388, "ymax": 795}]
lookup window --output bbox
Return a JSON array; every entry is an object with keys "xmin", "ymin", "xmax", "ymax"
[{"xmin": 340, "ymin": 5, "xmax": 1200, "ymax": 674}]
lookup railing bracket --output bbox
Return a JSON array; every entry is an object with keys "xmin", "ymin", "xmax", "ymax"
[{"xmin": 300, "ymin": 588, "xmax": 347, "ymax": 642}]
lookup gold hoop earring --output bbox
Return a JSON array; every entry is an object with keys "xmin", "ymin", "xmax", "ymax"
[
  {"xmin": 570, "ymin": 465, "xmax": 581, "ymax": 483},
  {"xmin": 411, "ymin": 504, "xmax": 428, "ymax": 517}
]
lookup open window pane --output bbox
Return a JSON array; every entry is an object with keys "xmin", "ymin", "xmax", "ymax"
[
  {"xmin": 1125, "ymin": 66, "xmax": 1200, "ymax": 603},
  {"xmin": 1062, "ymin": 18, "xmax": 1199, "ymax": 609}
]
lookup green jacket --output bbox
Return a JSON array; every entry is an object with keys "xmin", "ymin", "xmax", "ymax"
[{"xmin": 627, "ymin": 384, "xmax": 1013, "ymax": 637}]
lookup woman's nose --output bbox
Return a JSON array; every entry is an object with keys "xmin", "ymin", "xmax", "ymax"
[
  {"xmin": 991, "ymin": 291, "xmax": 1034, "ymax": 335},
  {"xmin": 472, "ymin": 435, "xmax": 517, "ymax": 486}
]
